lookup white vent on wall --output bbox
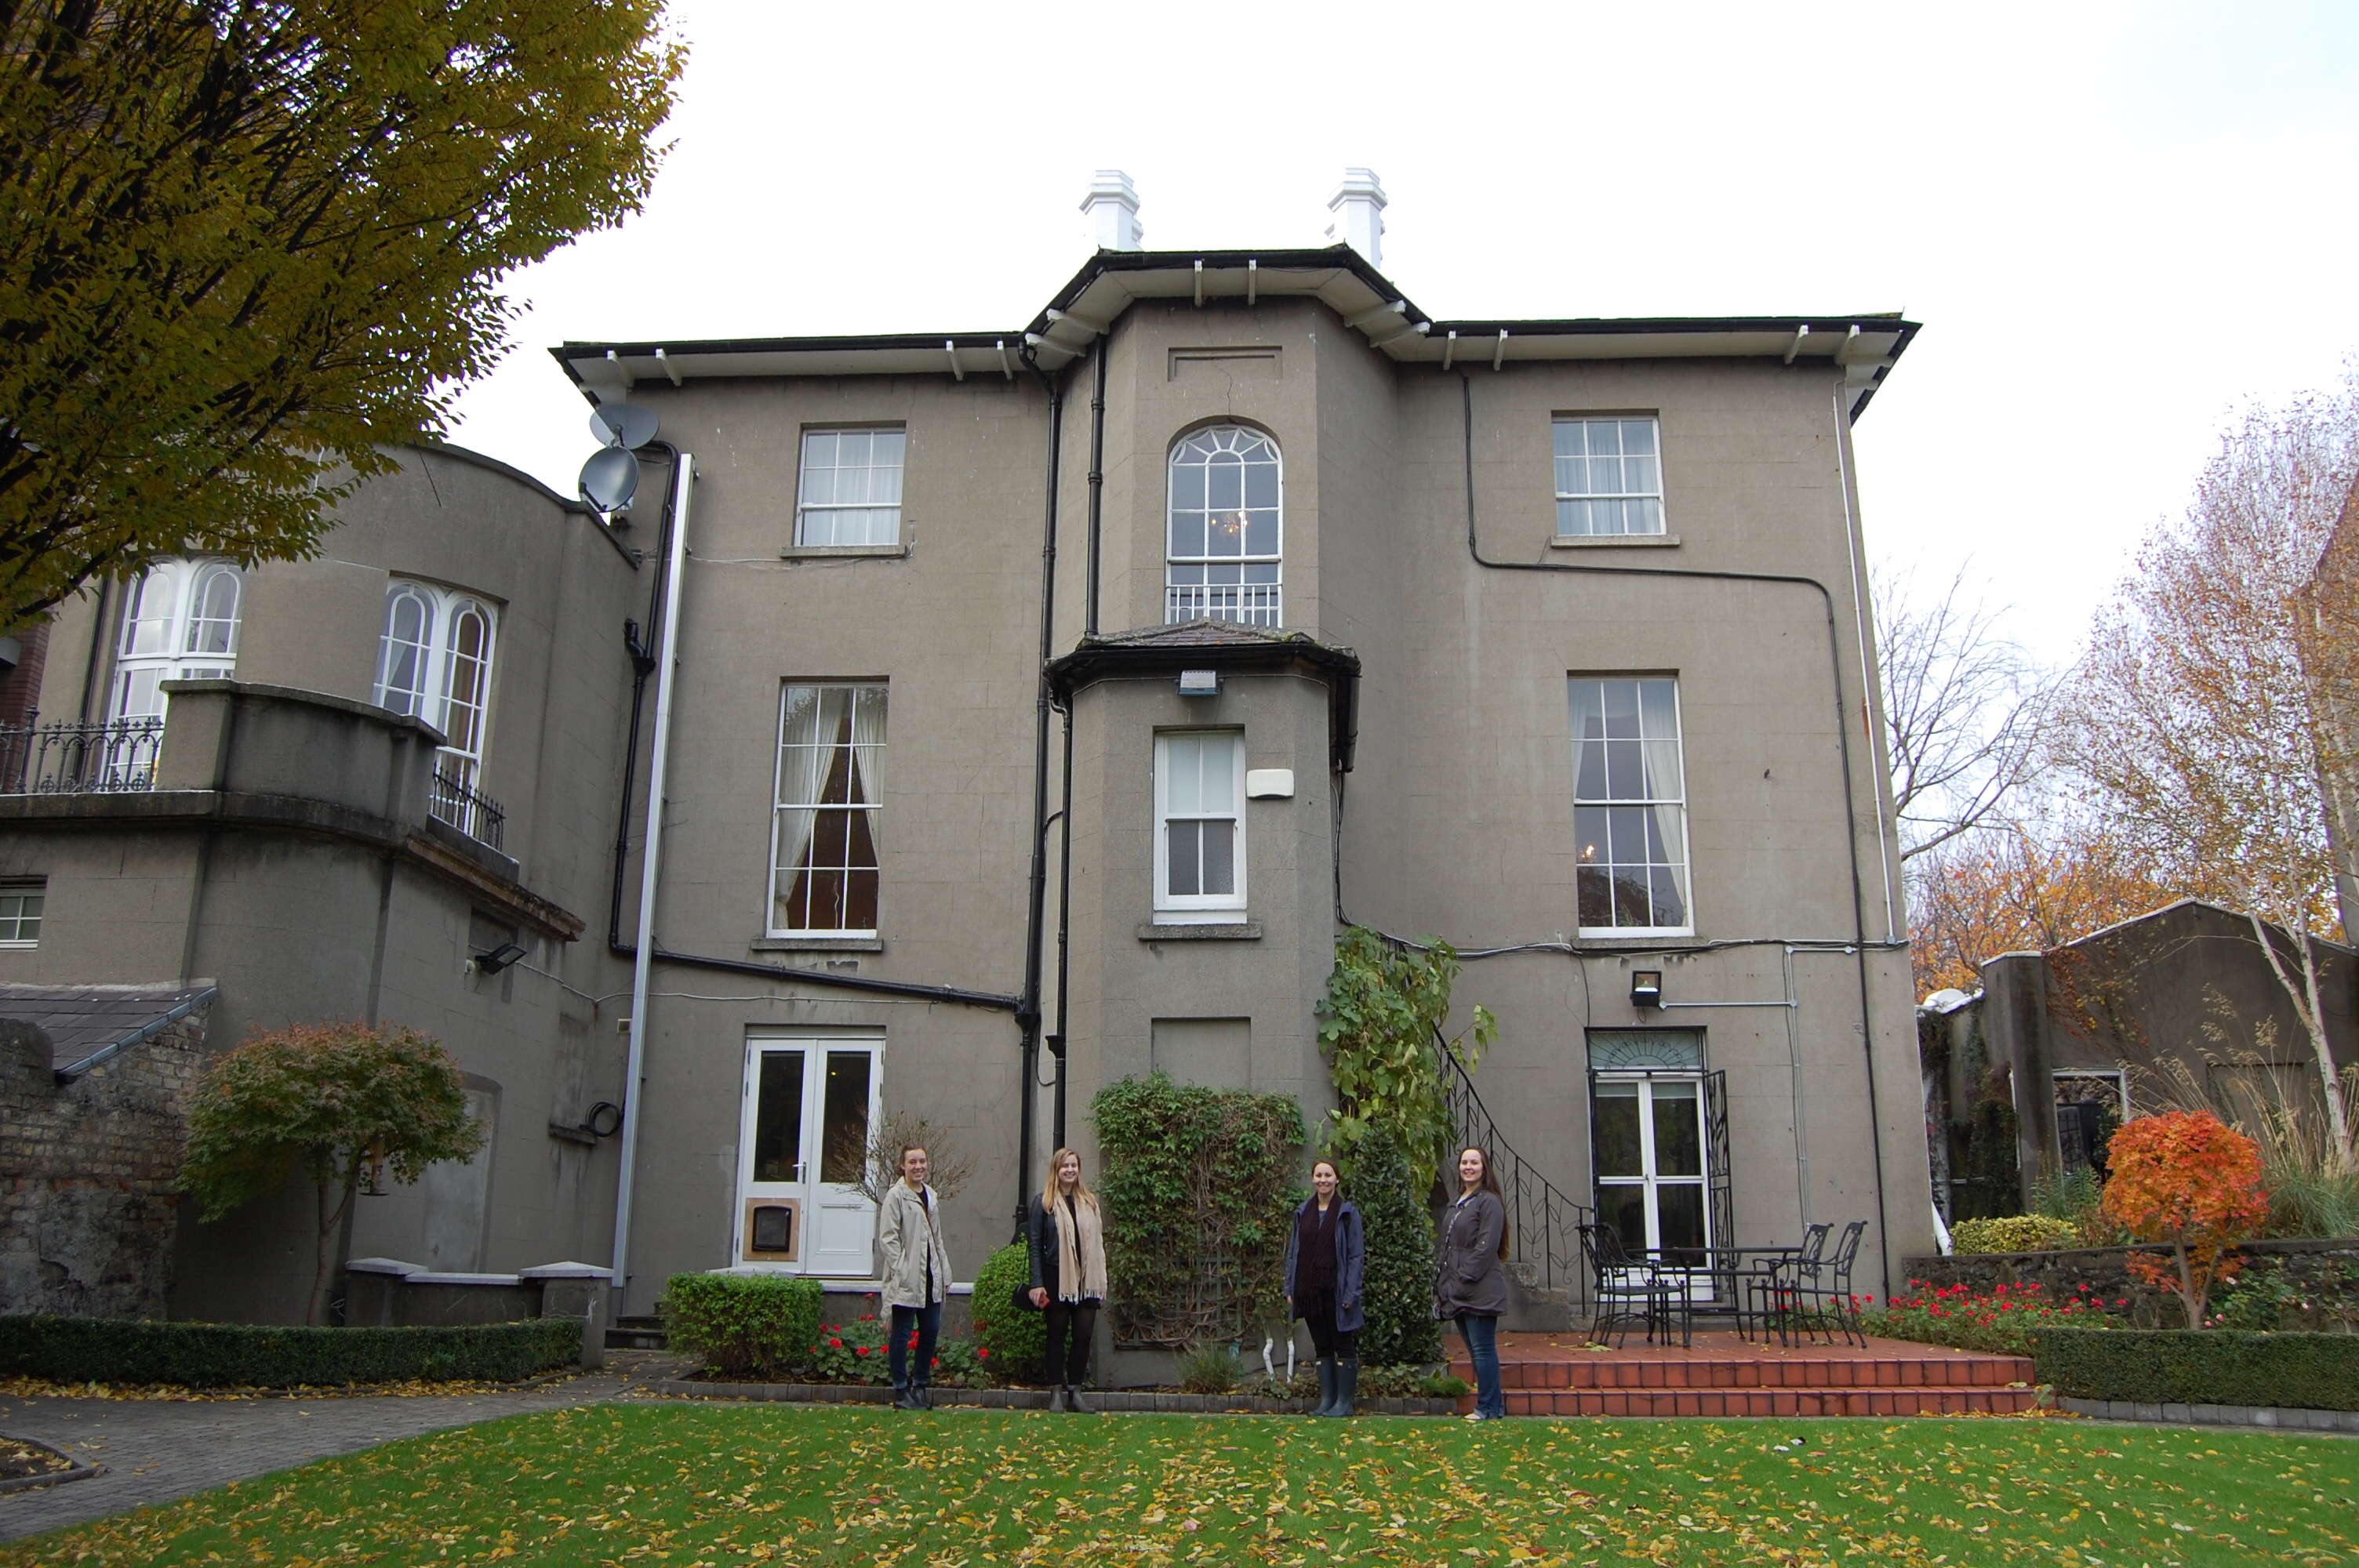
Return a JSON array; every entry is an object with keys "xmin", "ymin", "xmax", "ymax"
[
  {"xmin": 1325, "ymin": 169, "xmax": 1387, "ymax": 270},
  {"xmin": 1081, "ymin": 170, "xmax": 1143, "ymax": 252}
]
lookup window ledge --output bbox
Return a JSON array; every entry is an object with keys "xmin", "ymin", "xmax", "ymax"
[
  {"xmin": 1137, "ymin": 921, "xmax": 1263, "ymax": 942},
  {"xmin": 1576, "ymin": 931, "xmax": 1697, "ymax": 947},
  {"xmin": 751, "ymin": 936, "xmax": 885, "ymax": 953},
  {"xmin": 1550, "ymin": 533, "xmax": 1680, "ymax": 549},
  {"xmin": 778, "ymin": 543, "xmax": 908, "ymax": 561}
]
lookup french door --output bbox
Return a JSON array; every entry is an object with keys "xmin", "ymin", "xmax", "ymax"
[
  {"xmin": 735, "ymin": 1036, "xmax": 882, "ymax": 1276},
  {"xmin": 1591, "ymin": 1073, "xmax": 1717, "ymax": 1295}
]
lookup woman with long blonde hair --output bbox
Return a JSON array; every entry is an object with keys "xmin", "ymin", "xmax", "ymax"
[{"xmin": 1026, "ymin": 1145, "xmax": 1109, "ymax": 1411}]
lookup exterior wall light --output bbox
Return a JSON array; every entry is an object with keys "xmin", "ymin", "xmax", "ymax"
[
  {"xmin": 1177, "ymin": 669, "xmax": 1220, "ymax": 697},
  {"xmin": 473, "ymin": 941, "xmax": 528, "ymax": 975},
  {"xmin": 1630, "ymin": 970, "xmax": 1663, "ymax": 1009}
]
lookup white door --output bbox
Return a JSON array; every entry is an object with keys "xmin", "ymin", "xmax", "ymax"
[
  {"xmin": 1591, "ymin": 1073, "xmax": 1715, "ymax": 1297},
  {"xmin": 735, "ymin": 1036, "xmax": 882, "ymax": 1276}
]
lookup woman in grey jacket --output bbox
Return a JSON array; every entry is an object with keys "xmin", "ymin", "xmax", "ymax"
[
  {"xmin": 1434, "ymin": 1145, "xmax": 1508, "ymax": 1421},
  {"xmin": 1281, "ymin": 1158, "xmax": 1365, "ymax": 1417},
  {"xmin": 876, "ymin": 1145, "xmax": 955, "ymax": 1411}
]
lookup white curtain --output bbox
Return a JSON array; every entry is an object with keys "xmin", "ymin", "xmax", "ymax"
[
  {"xmin": 847, "ymin": 686, "xmax": 885, "ymax": 851},
  {"xmin": 771, "ymin": 687, "xmax": 844, "ymax": 927}
]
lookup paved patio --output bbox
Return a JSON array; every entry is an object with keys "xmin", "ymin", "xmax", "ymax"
[{"xmin": 0, "ymin": 1367, "xmax": 645, "ymax": 1544}]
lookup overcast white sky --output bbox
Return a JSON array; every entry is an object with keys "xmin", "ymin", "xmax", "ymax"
[{"xmin": 448, "ymin": 0, "xmax": 2359, "ymax": 664}]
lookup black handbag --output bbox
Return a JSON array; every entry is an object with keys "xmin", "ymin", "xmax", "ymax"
[{"xmin": 1012, "ymin": 1279, "xmax": 1040, "ymax": 1312}]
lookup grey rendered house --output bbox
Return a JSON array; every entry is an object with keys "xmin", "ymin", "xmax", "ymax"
[{"xmin": 0, "ymin": 172, "xmax": 1934, "ymax": 1324}]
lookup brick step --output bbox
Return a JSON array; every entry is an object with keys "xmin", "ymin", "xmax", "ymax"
[
  {"xmin": 1496, "ymin": 1385, "xmax": 2042, "ymax": 1418},
  {"xmin": 1453, "ymin": 1352, "xmax": 2034, "ymax": 1392}
]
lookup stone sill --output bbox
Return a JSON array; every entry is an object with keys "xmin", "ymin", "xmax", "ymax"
[
  {"xmin": 751, "ymin": 936, "xmax": 884, "ymax": 953},
  {"xmin": 1137, "ymin": 922, "xmax": 1263, "ymax": 942},
  {"xmin": 778, "ymin": 543, "xmax": 908, "ymax": 561},
  {"xmin": 1550, "ymin": 533, "xmax": 1680, "ymax": 549}
]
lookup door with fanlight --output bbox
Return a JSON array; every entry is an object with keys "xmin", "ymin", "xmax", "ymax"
[
  {"xmin": 735, "ymin": 1036, "xmax": 882, "ymax": 1276},
  {"xmin": 1588, "ymin": 1029, "xmax": 1720, "ymax": 1300}
]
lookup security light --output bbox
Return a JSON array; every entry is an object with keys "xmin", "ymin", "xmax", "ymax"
[
  {"xmin": 473, "ymin": 941, "xmax": 527, "ymax": 975},
  {"xmin": 1177, "ymin": 669, "xmax": 1220, "ymax": 698},
  {"xmin": 1630, "ymin": 970, "xmax": 1663, "ymax": 1009}
]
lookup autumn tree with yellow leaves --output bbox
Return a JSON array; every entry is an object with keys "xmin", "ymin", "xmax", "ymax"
[{"xmin": 0, "ymin": 2, "xmax": 685, "ymax": 630}]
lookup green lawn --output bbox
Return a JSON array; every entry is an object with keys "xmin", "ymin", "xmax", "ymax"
[{"xmin": 5, "ymin": 1404, "xmax": 2353, "ymax": 1566}]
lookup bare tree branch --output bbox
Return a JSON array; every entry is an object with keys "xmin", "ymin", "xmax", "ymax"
[{"xmin": 1874, "ymin": 559, "xmax": 2052, "ymax": 861}]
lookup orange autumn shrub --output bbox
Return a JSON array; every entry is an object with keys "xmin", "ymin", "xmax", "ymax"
[{"xmin": 2099, "ymin": 1111, "xmax": 2270, "ymax": 1328}]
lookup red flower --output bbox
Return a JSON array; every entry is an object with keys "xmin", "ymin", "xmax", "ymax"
[
  {"xmin": 855, "ymin": 1346, "xmax": 868, "ymax": 1356},
  {"xmin": 829, "ymin": 1337, "xmax": 842, "ymax": 1348},
  {"xmin": 977, "ymin": 1348, "xmax": 989, "ymax": 1359}
]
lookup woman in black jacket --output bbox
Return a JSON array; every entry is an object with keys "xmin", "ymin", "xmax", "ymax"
[
  {"xmin": 1027, "ymin": 1146, "xmax": 1108, "ymax": 1412},
  {"xmin": 1281, "ymin": 1158, "xmax": 1365, "ymax": 1417},
  {"xmin": 1434, "ymin": 1145, "xmax": 1509, "ymax": 1421}
]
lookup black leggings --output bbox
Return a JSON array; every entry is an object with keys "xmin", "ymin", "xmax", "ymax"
[
  {"xmin": 1045, "ymin": 1298, "xmax": 1099, "ymax": 1385},
  {"xmin": 1302, "ymin": 1288, "xmax": 1358, "ymax": 1359}
]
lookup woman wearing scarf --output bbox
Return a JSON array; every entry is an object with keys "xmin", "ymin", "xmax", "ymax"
[
  {"xmin": 1282, "ymin": 1157, "xmax": 1365, "ymax": 1417},
  {"xmin": 1027, "ymin": 1145, "xmax": 1109, "ymax": 1412}
]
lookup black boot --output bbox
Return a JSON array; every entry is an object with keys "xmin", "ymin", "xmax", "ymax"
[
  {"xmin": 915, "ymin": 1384, "xmax": 934, "ymax": 1410},
  {"xmin": 893, "ymin": 1384, "xmax": 918, "ymax": 1411},
  {"xmin": 1331, "ymin": 1359, "xmax": 1358, "ymax": 1417},
  {"xmin": 1066, "ymin": 1384, "xmax": 1094, "ymax": 1414},
  {"xmin": 1311, "ymin": 1357, "xmax": 1337, "ymax": 1417}
]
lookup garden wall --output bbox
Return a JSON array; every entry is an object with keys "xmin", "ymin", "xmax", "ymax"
[
  {"xmin": 0, "ymin": 1010, "xmax": 207, "ymax": 1318},
  {"xmin": 1906, "ymin": 1240, "xmax": 2359, "ymax": 1330}
]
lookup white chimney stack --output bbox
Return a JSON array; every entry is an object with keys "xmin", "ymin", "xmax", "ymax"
[
  {"xmin": 1326, "ymin": 168, "xmax": 1387, "ymax": 270},
  {"xmin": 1081, "ymin": 169, "xmax": 1144, "ymax": 252}
]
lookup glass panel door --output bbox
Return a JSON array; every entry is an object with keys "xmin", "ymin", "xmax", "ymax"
[
  {"xmin": 736, "ymin": 1038, "xmax": 883, "ymax": 1276},
  {"xmin": 1590, "ymin": 1073, "xmax": 1716, "ymax": 1296}
]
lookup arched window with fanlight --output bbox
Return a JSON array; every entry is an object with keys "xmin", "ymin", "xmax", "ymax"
[
  {"xmin": 1166, "ymin": 426, "xmax": 1281, "ymax": 627},
  {"xmin": 373, "ymin": 580, "xmax": 500, "ymax": 800},
  {"xmin": 110, "ymin": 560, "xmax": 244, "ymax": 720}
]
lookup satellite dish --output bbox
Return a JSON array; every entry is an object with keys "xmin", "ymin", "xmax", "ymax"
[
  {"xmin": 590, "ymin": 402, "xmax": 659, "ymax": 450},
  {"xmin": 579, "ymin": 445, "xmax": 641, "ymax": 513}
]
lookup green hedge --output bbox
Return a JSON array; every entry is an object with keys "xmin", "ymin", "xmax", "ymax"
[
  {"xmin": 0, "ymin": 1315, "xmax": 580, "ymax": 1388},
  {"xmin": 662, "ymin": 1272, "xmax": 823, "ymax": 1380},
  {"xmin": 969, "ymin": 1243, "xmax": 1046, "ymax": 1382},
  {"xmin": 2031, "ymin": 1328, "xmax": 2359, "ymax": 1411}
]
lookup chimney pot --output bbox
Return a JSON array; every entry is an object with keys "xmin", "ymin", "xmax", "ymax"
[
  {"xmin": 1081, "ymin": 169, "xmax": 1144, "ymax": 252},
  {"xmin": 1325, "ymin": 168, "xmax": 1387, "ymax": 270}
]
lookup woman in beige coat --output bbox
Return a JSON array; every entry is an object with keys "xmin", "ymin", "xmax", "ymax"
[{"xmin": 877, "ymin": 1145, "xmax": 955, "ymax": 1410}]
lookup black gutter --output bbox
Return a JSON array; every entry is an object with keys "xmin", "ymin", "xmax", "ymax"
[
  {"xmin": 1052, "ymin": 695, "xmax": 1075, "ymax": 1149},
  {"xmin": 650, "ymin": 947, "xmax": 1020, "ymax": 1011},
  {"xmin": 608, "ymin": 446, "xmax": 679, "ymax": 954},
  {"xmin": 1085, "ymin": 341, "xmax": 1107, "ymax": 635},
  {"xmin": 1455, "ymin": 368, "xmax": 1896, "ymax": 1301},
  {"xmin": 1015, "ymin": 344, "xmax": 1067, "ymax": 1236}
]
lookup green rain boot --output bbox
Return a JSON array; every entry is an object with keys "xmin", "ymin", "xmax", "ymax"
[
  {"xmin": 1310, "ymin": 1357, "xmax": 1338, "ymax": 1417},
  {"xmin": 1330, "ymin": 1359, "xmax": 1358, "ymax": 1417}
]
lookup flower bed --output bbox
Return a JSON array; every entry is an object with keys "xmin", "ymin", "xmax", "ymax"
[{"xmin": 1859, "ymin": 1279, "xmax": 2121, "ymax": 1356}]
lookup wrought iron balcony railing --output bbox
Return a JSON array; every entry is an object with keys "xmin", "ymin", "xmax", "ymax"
[
  {"xmin": 1438, "ymin": 1027, "xmax": 1594, "ymax": 1307},
  {"xmin": 0, "ymin": 717, "xmax": 164, "ymax": 795},
  {"xmin": 428, "ymin": 767, "xmax": 506, "ymax": 851}
]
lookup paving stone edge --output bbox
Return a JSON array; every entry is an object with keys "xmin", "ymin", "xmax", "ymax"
[
  {"xmin": 649, "ymin": 1380, "xmax": 1456, "ymax": 1415},
  {"xmin": 2058, "ymin": 1396, "xmax": 2359, "ymax": 1433}
]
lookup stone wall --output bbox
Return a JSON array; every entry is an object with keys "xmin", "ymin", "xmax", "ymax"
[
  {"xmin": 1906, "ymin": 1239, "xmax": 2359, "ymax": 1330},
  {"xmin": 0, "ymin": 1010, "xmax": 207, "ymax": 1317}
]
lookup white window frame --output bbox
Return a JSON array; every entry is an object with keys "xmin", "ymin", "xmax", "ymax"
[
  {"xmin": 109, "ymin": 560, "xmax": 244, "ymax": 720},
  {"xmin": 373, "ymin": 581, "xmax": 500, "ymax": 792},
  {"xmin": 1154, "ymin": 730, "xmax": 1247, "ymax": 921},
  {"xmin": 794, "ymin": 427, "xmax": 907, "ymax": 547},
  {"xmin": 1554, "ymin": 416, "xmax": 1665, "ymax": 537},
  {"xmin": 1572, "ymin": 676, "xmax": 1694, "ymax": 938},
  {"xmin": 768, "ymin": 682, "xmax": 887, "ymax": 938},
  {"xmin": 0, "ymin": 880, "xmax": 44, "ymax": 949},
  {"xmin": 1165, "ymin": 425, "xmax": 1282, "ymax": 627}
]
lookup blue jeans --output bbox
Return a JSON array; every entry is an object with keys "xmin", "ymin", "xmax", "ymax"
[
  {"xmin": 1456, "ymin": 1313, "xmax": 1505, "ymax": 1418},
  {"xmin": 889, "ymin": 1301, "xmax": 941, "ymax": 1392}
]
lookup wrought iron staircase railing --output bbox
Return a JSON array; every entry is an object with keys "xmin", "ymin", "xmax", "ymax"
[{"xmin": 1436, "ymin": 1029, "xmax": 1594, "ymax": 1310}]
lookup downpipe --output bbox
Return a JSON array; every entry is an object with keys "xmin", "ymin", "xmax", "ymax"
[{"xmin": 609, "ymin": 450, "xmax": 695, "ymax": 1309}]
